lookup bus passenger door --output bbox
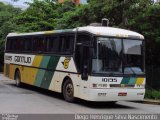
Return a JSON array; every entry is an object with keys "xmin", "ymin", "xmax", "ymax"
[
  {"xmin": 81, "ymin": 46, "xmax": 89, "ymax": 80},
  {"xmin": 74, "ymin": 33, "xmax": 91, "ymax": 99},
  {"xmin": 80, "ymin": 45, "xmax": 90, "ymax": 99}
]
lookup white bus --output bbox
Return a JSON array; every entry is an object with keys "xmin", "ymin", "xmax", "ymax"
[{"xmin": 4, "ymin": 25, "xmax": 145, "ymax": 102}]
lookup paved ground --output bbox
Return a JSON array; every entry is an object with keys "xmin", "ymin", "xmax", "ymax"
[{"xmin": 0, "ymin": 74, "xmax": 160, "ymax": 114}]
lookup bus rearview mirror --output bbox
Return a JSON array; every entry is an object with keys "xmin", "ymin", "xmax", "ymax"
[{"xmin": 81, "ymin": 65, "xmax": 88, "ymax": 80}]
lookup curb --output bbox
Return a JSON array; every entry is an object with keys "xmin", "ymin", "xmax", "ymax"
[{"xmin": 143, "ymin": 99, "xmax": 160, "ymax": 105}]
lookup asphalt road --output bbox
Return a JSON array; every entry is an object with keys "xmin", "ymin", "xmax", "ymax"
[{"xmin": 0, "ymin": 74, "xmax": 160, "ymax": 114}]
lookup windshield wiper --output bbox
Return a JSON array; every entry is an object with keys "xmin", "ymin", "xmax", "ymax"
[
  {"xmin": 124, "ymin": 65, "xmax": 137, "ymax": 76},
  {"xmin": 128, "ymin": 66, "xmax": 136, "ymax": 76},
  {"xmin": 108, "ymin": 72, "xmax": 114, "ymax": 76}
]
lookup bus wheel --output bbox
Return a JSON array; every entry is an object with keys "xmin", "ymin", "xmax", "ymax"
[
  {"xmin": 63, "ymin": 79, "xmax": 75, "ymax": 102},
  {"xmin": 15, "ymin": 70, "xmax": 21, "ymax": 87}
]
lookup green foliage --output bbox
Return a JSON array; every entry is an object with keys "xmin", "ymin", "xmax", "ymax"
[
  {"xmin": 145, "ymin": 89, "xmax": 160, "ymax": 99},
  {"xmin": 128, "ymin": 4, "xmax": 160, "ymax": 36},
  {"xmin": 14, "ymin": 0, "xmax": 58, "ymax": 32},
  {"xmin": 55, "ymin": 4, "xmax": 91, "ymax": 29},
  {"xmin": 0, "ymin": 2, "xmax": 22, "ymax": 71},
  {"xmin": 127, "ymin": 3, "xmax": 160, "ymax": 75},
  {"xmin": 0, "ymin": 2, "xmax": 22, "ymax": 51}
]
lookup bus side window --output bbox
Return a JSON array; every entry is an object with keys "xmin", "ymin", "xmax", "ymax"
[
  {"xmin": 10, "ymin": 38, "xmax": 14, "ymax": 51},
  {"xmin": 77, "ymin": 34, "xmax": 91, "ymax": 45},
  {"xmin": 32, "ymin": 36, "xmax": 45, "ymax": 53},
  {"xmin": 39, "ymin": 36, "xmax": 45, "ymax": 52},
  {"xmin": 46, "ymin": 36, "xmax": 58, "ymax": 53},
  {"xmin": 59, "ymin": 36, "xmax": 64, "ymax": 53},
  {"xmin": 24, "ymin": 37, "xmax": 32, "ymax": 52},
  {"xmin": 59, "ymin": 35, "xmax": 74, "ymax": 54},
  {"xmin": 32, "ymin": 38, "xmax": 36, "ymax": 52},
  {"xmin": 6, "ymin": 38, "xmax": 12, "ymax": 51},
  {"xmin": 64, "ymin": 35, "xmax": 74, "ymax": 54},
  {"xmin": 12, "ymin": 38, "xmax": 18, "ymax": 52},
  {"xmin": 16, "ymin": 37, "xmax": 25, "ymax": 52}
]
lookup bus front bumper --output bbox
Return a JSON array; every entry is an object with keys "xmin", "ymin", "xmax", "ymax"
[{"xmin": 82, "ymin": 88, "xmax": 145, "ymax": 102}]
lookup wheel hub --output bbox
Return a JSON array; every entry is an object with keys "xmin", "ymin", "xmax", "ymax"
[{"xmin": 66, "ymin": 83, "xmax": 73, "ymax": 97}]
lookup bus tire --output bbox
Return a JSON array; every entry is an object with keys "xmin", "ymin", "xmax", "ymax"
[
  {"xmin": 108, "ymin": 101, "xmax": 117, "ymax": 104},
  {"xmin": 62, "ymin": 79, "xmax": 75, "ymax": 102},
  {"xmin": 15, "ymin": 70, "xmax": 21, "ymax": 87}
]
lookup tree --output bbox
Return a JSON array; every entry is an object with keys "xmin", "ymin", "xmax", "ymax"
[
  {"xmin": 0, "ymin": 2, "xmax": 22, "ymax": 71},
  {"xmin": 14, "ymin": 0, "xmax": 58, "ymax": 32}
]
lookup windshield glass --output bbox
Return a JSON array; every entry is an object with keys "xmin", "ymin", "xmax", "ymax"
[
  {"xmin": 92, "ymin": 37, "xmax": 144, "ymax": 75},
  {"xmin": 92, "ymin": 37, "xmax": 122, "ymax": 74},
  {"xmin": 123, "ymin": 40, "xmax": 144, "ymax": 74}
]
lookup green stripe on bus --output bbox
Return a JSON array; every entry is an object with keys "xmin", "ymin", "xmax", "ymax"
[
  {"xmin": 128, "ymin": 77, "xmax": 136, "ymax": 85},
  {"xmin": 40, "ymin": 56, "xmax": 60, "ymax": 89},
  {"xmin": 40, "ymin": 56, "xmax": 50, "ymax": 68},
  {"xmin": 47, "ymin": 56, "xmax": 60, "ymax": 69},
  {"xmin": 121, "ymin": 77, "xmax": 130, "ymax": 84},
  {"xmin": 34, "ymin": 56, "xmax": 50, "ymax": 87},
  {"xmin": 40, "ymin": 71, "xmax": 54, "ymax": 89},
  {"xmin": 34, "ymin": 69, "xmax": 45, "ymax": 87}
]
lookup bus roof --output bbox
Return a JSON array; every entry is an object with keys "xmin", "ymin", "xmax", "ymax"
[
  {"xmin": 7, "ymin": 29, "xmax": 74, "ymax": 37},
  {"xmin": 7, "ymin": 26, "xmax": 144, "ymax": 39},
  {"xmin": 75, "ymin": 26, "xmax": 144, "ymax": 39}
]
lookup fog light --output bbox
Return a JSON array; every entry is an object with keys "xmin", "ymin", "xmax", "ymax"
[{"xmin": 137, "ymin": 93, "xmax": 144, "ymax": 95}]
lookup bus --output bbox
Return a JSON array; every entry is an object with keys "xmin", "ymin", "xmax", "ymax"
[{"xmin": 4, "ymin": 25, "xmax": 145, "ymax": 102}]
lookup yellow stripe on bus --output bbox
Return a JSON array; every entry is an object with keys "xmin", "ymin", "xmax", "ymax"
[
  {"xmin": 32, "ymin": 56, "xmax": 43, "ymax": 67},
  {"xmin": 136, "ymin": 78, "xmax": 144, "ymax": 85},
  {"xmin": 24, "ymin": 55, "xmax": 43, "ymax": 85},
  {"xmin": 22, "ymin": 67, "xmax": 38, "ymax": 85}
]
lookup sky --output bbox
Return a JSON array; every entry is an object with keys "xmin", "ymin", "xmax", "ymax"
[
  {"xmin": 0, "ymin": 0, "xmax": 87, "ymax": 9},
  {"xmin": 81, "ymin": 0, "xmax": 87, "ymax": 4},
  {"xmin": 0, "ymin": 0, "xmax": 31, "ymax": 9}
]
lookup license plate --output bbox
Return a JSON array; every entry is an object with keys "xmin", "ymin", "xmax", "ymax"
[{"xmin": 118, "ymin": 92, "xmax": 127, "ymax": 96}]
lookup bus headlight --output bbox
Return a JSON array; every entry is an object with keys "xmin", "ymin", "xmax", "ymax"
[
  {"xmin": 92, "ymin": 83, "xmax": 108, "ymax": 88},
  {"xmin": 136, "ymin": 84, "xmax": 145, "ymax": 88},
  {"xmin": 141, "ymin": 84, "xmax": 145, "ymax": 88}
]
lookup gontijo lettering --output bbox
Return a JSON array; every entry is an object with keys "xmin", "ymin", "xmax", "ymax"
[{"xmin": 14, "ymin": 56, "xmax": 31, "ymax": 63}]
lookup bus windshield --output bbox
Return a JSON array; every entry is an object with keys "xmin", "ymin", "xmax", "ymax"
[{"xmin": 92, "ymin": 37, "xmax": 144, "ymax": 75}]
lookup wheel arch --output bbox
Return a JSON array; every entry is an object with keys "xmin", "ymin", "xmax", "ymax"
[
  {"xmin": 61, "ymin": 76, "xmax": 72, "ymax": 93},
  {"xmin": 14, "ymin": 68, "xmax": 20, "ymax": 80}
]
